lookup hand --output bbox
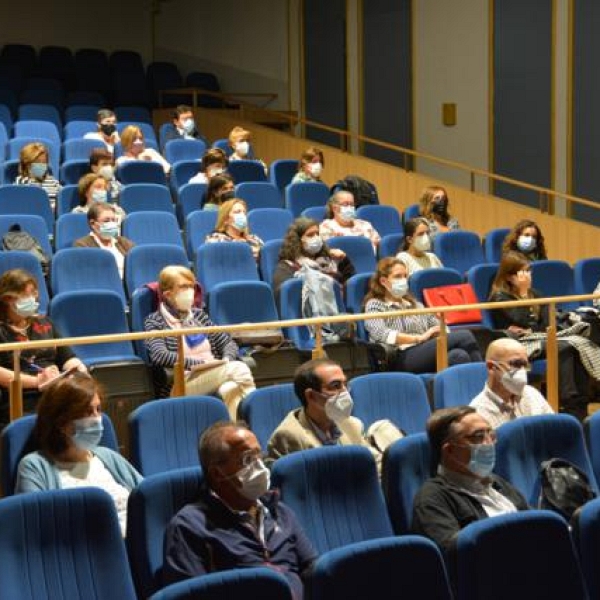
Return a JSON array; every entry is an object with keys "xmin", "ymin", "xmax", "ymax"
[
  {"xmin": 426, "ymin": 325, "xmax": 441, "ymax": 340},
  {"xmin": 329, "ymin": 249, "xmax": 346, "ymax": 260},
  {"xmin": 36, "ymin": 366, "xmax": 59, "ymax": 387},
  {"xmin": 513, "ymin": 270, "xmax": 531, "ymax": 295}
]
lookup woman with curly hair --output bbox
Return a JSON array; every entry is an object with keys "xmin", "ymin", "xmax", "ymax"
[
  {"xmin": 272, "ymin": 217, "xmax": 355, "ymax": 300},
  {"xmin": 418, "ymin": 185, "xmax": 460, "ymax": 240},
  {"xmin": 501, "ymin": 219, "xmax": 547, "ymax": 262}
]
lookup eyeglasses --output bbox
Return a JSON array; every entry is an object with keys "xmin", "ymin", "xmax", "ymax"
[
  {"xmin": 239, "ymin": 450, "xmax": 265, "ymax": 468},
  {"xmin": 456, "ymin": 428, "xmax": 497, "ymax": 445}
]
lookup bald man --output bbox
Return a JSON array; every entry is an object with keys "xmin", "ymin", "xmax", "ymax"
[{"xmin": 470, "ymin": 338, "xmax": 553, "ymax": 428}]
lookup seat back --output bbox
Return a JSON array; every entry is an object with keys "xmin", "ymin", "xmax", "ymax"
[
  {"xmin": 126, "ymin": 467, "xmax": 204, "ymax": 598},
  {"xmin": 301, "ymin": 205, "xmax": 327, "ymax": 222},
  {"xmin": 50, "ymin": 290, "xmax": 136, "ymax": 364},
  {"xmin": 381, "ymin": 433, "xmax": 432, "ymax": 534},
  {"xmin": 235, "ymin": 181, "xmax": 282, "ymax": 210},
  {"xmin": 495, "ymin": 414, "xmax": 598, "ymax": 505},
  {"xmin": 152, "ymin": 568, "xmax": 293, "ymax": 600},
  {"xmin": 117, "ymin": 161, "xmax": 167, "ymax": 186},
  {"xmin": 128, "ymin": 396, "xmax": 229, "ymax": 476},
  {"xmin": 259, "ymin": 238, "xmax": 283, "ymax": 287},
  {"xmin": 0, "ymin": 413, "xmax": 118, "ymax": 496},
  {"xmin": 584, "ymin": 410, "xmax": 600, "ymax": 486},
  {"xmin": 185, "ymin": 209, "xmax": 216, "ymax": 257},
  {"xmin": 248, "ymin": 208, "xmax": 293, "ymax": 242},
  {"xmin": 326, "ymin": 236, "xmax": 377, "ymax": 274},
  {"xmin": 15, "ymin": 114, "xmax": 61, "ymax": 142},
  {"xmin": 239, "ymin": 384, "xmax": 301, "ymax": 450},
  {"xmin": 310, "ymin": 536, "xmax": 452, "ymax": 600},
  {"xmin": 171, "ymin": 160, "xmax": 201, "ymax": 195},
  {"xmin": 210, "ymin": 280, "xmax": 280, "ymax": 327},
  {"xmin": 271, "ymin": 445, "xmax": 393, "ymax": 553},
  {"xmin": 55, "ymin": 212, "xmax": 89, "ymax": 249},
  {"xmin": 120, "ymin": 183, "xmax": 175, "ymax": 214},
  {"xmin": 356, "ymin": 205, "xmax": 403, "ymax": 238},
  {"xmin": 574, "ymin": 257, "xmax": 600, "ymax": 305},
  {"xmin": 131, "ymin": 286, "xmax": 155, "ymax": 361},
  {"xmin": 122, "ymin": 211, "xmax": 183, "ymax": 248},
  {"xmin": 433, "ymin": 230, "xmax": 484, "ymax": 275},
  {"xmin": 195, "ymin": 242, "xmax": 259, "ymax": 295},
  {"xmin": 531, "ymin": 259, "xmax": 580, "ymax": 311},
  {"xmin": 269, "ymin": 159, "xmax": 298, "ymax": 196},
  {"xmin": 51, "ymin": 247, "xmax": 126, "ymax": 304},
  {"xmin": 64, "ymin": 119, "xmax": 98, "ymax": 139},
  {"xmin": 403, "ymin": 203, "xmax": 420, "ymax": 221},
  {"xmin": 228, "ymin": 159, "xmax": 267, "ymax": 183},
  {"xmin": 574, "ymin": 497, "xmax": 600, "ymax": 599},
  {"xmin": 0, "ymin": 213, "xmax": 52, "ymax": 257},
  {"xmin": 285, "ymin": 182, "xmax": 330, "ymax": 217},
  {"xmin": 344, "ymin": 273, "xmax": 371, "ymax": 340},
  {"xmin": 0, "ymin": 488, "xmax": 136, "ymax": 599},
  {"xmin": 64, "ymin": 104, "xmax": 101, "ymax": 122},
  {"xmin": 62, "ymin": 138, "xmax": 105, "ymax": 161},
  {"xmin": 114, "ymin": 106, "xmax": 152, "ymax": 124},
  {"xmin": 483, "ymin": 227, "xmax": 511, "ymax": 263},
  {"xmin": 466, "ymin": 262, "xmax": 499, "ymax": 328},
  {"xmin": 379, "ymin": 233, "xmax": 404, "ymax": 258},
  {"xmin": 60, "ymin": 159, "xmax": 91, "ymax": 185},
  {"xmin": 456, "ymin": 511, "xmax": 587, "ymax": 600},
  {"xmin": 164, "ymin": 138, "xmax": 207, "ymax": 164},
  {"xmin": 0, "ymin": 184, "xmax": 55, "ymax": 231},
  {"xmin": 0, "ymin": 251, "xmax": 49, "ymax": 314},
  {"xmin": 433, "ymin": 362, "xmax": 489, "ymax": 410},
  {"xmin": 408, "ymin": 267, "xmax": 463, "ymax": 304},
  {"xmin": 349, "ymin": 372, "xmax": 430, "ymax": 433}
]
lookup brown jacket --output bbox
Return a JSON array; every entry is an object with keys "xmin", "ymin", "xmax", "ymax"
[{"xmin": 73, "ymin": 234, "xmax": 134, "ymax": 255}]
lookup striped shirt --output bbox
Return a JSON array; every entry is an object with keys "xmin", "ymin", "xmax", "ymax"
[
  {"xmin": 364, "ymin": 297, "xmax": 438, "ymax": 348},
  {"xmin": 15, "ymin": 175, "xmax": 62, "ymax": 210}
]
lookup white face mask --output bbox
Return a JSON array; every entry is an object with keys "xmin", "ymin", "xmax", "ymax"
[
  {"xmin": 413, "ymin": 233, "xmax": 431, "ymax": 252},
  {"xmin": 324, "ymin": 390, "xmax": 354, "ymax": 423},
  {"xmin": 338, "ymin": 205, "xmax": 356, "ymax": 223},
  {"xmin": 308, "ymin": 162, "xmax": 322, "ymax": 177},
  {"xmin": 174, "ymin": 288, "xmax": 194, "ymax": 312},
  {"xmin": 236, "ymin": 459, "xmax": 270, "ymax": 501},
  {"xmin": 98, "ymin": 165, "xmax": 114, "ymax": 180},
  {"xmin": 302, "ymin": 235, "xmax": 323, "ymax": 255},
  {"xmin": 235, "ymin": 141, "xmax": 249, "ymax": 156},
  {"xmin": 500, "ymin": 367, "xmax": 528, "ymax": 396}
]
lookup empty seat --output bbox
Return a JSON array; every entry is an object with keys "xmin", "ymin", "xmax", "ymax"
[
  {"xmin": 228, "ymin": 160, "xmax": 268, "ymax": 184},
  {"xmin": 0, "ymin": 185, "xmax": 54, "ymax": 232},
  {"xmin": 258, "ymin": 238, "xmax": 283, "ymax": 288},
  {"xmin": 128, "ymin": 396, "xmax": 229, "ymax": 476},
  {"xmin": 75, "ymin": 48, "xmax": 110, "ymax": 95},
  {"xmin": 117, "ymin": 160, "xmax": 167, "ymax": 186},
  {"xmin": 432, "ymin": 362, "xmax": 489, "ymax": 410},
  {"xmin": 185, "ymin": 209, "xmax": 217, "ymax": 258},
  {"xmin": 170, "ymin": 160, "xmax": 201, "ymax": 195},
  {"xmin": 349, "ymin": 372, "xmax": 430, "ymax": 433},
  {"xmin": 114, "ymin": 106, "xmax": 152, "ymax": 124},
  {"xmin": 574, "ymin": 257, "xmax": 600, "ymax": 304},
  {"xmin": 465, "ymin": 263, "xmax": 499, "ymax": 329},
  {"xmin": 239, "ymin": 384, "xmax": 301, "ymax": 450},
  {"xmin": 248, "ymin": 208, "xmax": 293, "ymax": 242},
  {"xmin": 121, "ymin": 211, "xmax": 184, "ymax": 249},
  {"xmin": 379, "ymin": 232, "xmax": 404, "ymax": 257},
  {"xmin": 356, "ymin": 205, "xmax": 403, "ymax": 238},
  {"xmin": 531, "ymin": 259, "xmax": 580, "ymax": 311},
  {"xmin": 326, "ymin": 236, "xmax": 377, "ymax": 275},
  {"xmin": 16, "ymin": 111, "xmax": 61, "ymax": 140},
  {"xmin": 574, "ymin": 497, "xmax": 600, "ymax": 598},
  {"xmin": 38, "ymin": 45, "xmax": 75, "ymax": 89},
  {"xmin": 59, "ymin": 159, "xmax": 90, "ymax": 186},
  {"xmin": 344, "ymin": 272, "xmax": 371, "ymax": 340},
  {"xmin": 65, "ymin": 92, "xmax": 104, "ymax": 107},
  {"xmin": 0, "ymin": 44, "xmax": 36, "ymax": 75},
  {"xmin": 177, "ymin": 183, "xmax": 207, "ymax": 225},
  {"xmin": 301, "ymin": 206, "xmax": 327, "ymax": 222},
  {"xmin": 484, "ymin": 227, "xmax": 510, "ymax": 263},
  {"xmin": 56, "ymin": 184, "xmax": 80, "ymax": 216},
  {"xmin": 62, "ymin": 138, "xmax": 105, "ymax": 161},
  {"xmin": 270, "ymin": 159, "xmax": 299, "ymax": 196},
  {"xmin": 285, "ymin": 182, "xmax": 330, "ymax": 217},
  {"xmin": 20, "ymin": 89, "xmax": 64, "ymax": 111},
  {"xmin": 146, "ymin": 61, "xmax": 184, "ymax": 107},
  {"xmin": 55, "ymin": 212, "xmax": 90, "ymax": 250},
  {"xmin": 433, "ymin": 230, "xmax": 484, "ymax": 275},
  {"xmin": 164, "ymin": 138, "xmax": 206, "ymax": 164},
  {"xmin": 64, "ymin": 119, "xmax": 98, "ymax": 140},
  {"xmin": 119, "ymin": 183, "xmax": 175, "ymax": 214},
  {"xmin": 235, "ymin": 181, "xmax": 282, "ymax": 210}
]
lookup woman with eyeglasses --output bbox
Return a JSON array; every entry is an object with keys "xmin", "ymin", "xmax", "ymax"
[{"xmin": 489, "ymin": 251, "xmax": 596, "ymax": 420}]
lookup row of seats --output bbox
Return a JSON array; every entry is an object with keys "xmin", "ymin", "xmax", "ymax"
[
  {"xmin": 2, "ymin": 411, "xmax": 599, "ymax": 598},
  {"xmin": 0, "ymin": 44, "xmax": 222, "ymax": 108}
]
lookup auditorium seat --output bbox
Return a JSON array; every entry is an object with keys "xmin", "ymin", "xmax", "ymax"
[
  {"xmin": 235, "ymin": 181, "xmax": 283, "ymax": 210},
  {"xmin": 119, "ymin": 184, "xmax": 175, "ymax": 215},
  {"xmin": 248, "ymin": 207, "xmax": 293, "ymax": 242},
  {"xmin": 432, "ymin": 362, "xmax": 488, "ymax": 410},
  {"xmin": 122, "ymin": 212, "xmax": 184, "ymax": 249},
  {"xmin": 285, "ymin": 182, "xmax": 329, "ymax": 217}
]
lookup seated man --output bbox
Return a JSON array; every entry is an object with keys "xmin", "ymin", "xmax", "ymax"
[
  {"xmin": 73, "ymin": 202, "xmax": 134, "ymax": 279},
  {"xmin": 84, "ymin": 108, "xmax": 120, "ymax": 154},
  {"xmin": 412, "ymin": 406, "xmax": 528, "ymax": 557},
  {"xmin": 267, "ymin": 358, "xmax": 401, "ymax": 467},
  {"xmin": 470, "ymin": 338, "xmax": 553, "ymax": 427},
  {"xmin": 162, "ymin": 104, "xmax": 208, "ymax": 149},
  {"xmin": 163, "ymin": 422, "xmax": 317, "ymax": 597}
]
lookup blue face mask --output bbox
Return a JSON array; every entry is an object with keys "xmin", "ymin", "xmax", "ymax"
[
  {"xmin": 339, "ymin": 205, "xmax": 356, "ymax": 222},
  {"xmin": 72, "ymin": 416, "xmax": 103, "ymax": 451},
  {"xmin": 232, "ymin": 213, "xmax": 247, "ymax": 231},
  {"xmin": 98, "ymin": 221, "xmax": 119, "ymax": 239},
  {"xmin": 92, "ymin": 189, "xmax": 108, "ymax": 203},
  {"xmin": 30, "ymin": 162, "xmax": 48, "ymax": 179},
  {"xmin": 468, "ymin": 443, "xmax": 496, "ymax": 478},
  {"xmin": 14, "ymin": 296, "xmax": 39, "ymax": 318},
  {"xmin": 517, "ymin": 235, "xmax": 536, "ymax": 253}
]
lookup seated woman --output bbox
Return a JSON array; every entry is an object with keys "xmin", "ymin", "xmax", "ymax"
[
  {"xmin": 189, "ymin": 148, "xmax": 229, "ymax": 184},
  {"xmin": 489, "ymin": 251, "xmax": 594, "ymax": 419},
  {"xmin": 205, "ymin": 198, "xmax": 264, "ymax": 260},
  {"xmin": 273, "ymin": 217, "xmax": 355, "ymax": 300},
  {"xmin": 0, "ymin": 269, "xmax": 87, "ymax": 417},
  {"xmin": 83, "ymin": 108, "xmax": 120, "ymax": 154},
  {"xmin": 202, "ymin": 174, "xmax": 235, "ymax": 211},
  {"xmin": 72, "ymin": 173, "xmax": 126, "ymax": 224},
  {"xmin": 396, "ymin": 217, "xmax": 443, "ymax": 276},
  {"xmin": 144, "ymin": 266, "xmax": 256, "ymax": 418},
  {"xmin": 228, "ymin": 126, "xmax": 267, "ymax": 173},
  {"xmin": 319, "ymin": 190, "xmax": 380, "ymax": 251},
  {"xmin": 418, "ymin": 185, "xmax": 460, "ymax": 240},
  {"xmin": 15, "ymin": 374, "xmax": 142, "ymax": 536},
  {"xmin": 89, "ymin": 147, "xmax": 122, "ymax": 203},
  {"xmin": 116, "ymin": 125, "xmax": 171, "ymax": 174},
  {"xmin": 73, "ymin": 202, "xmax": 134, "ymax": 279},
  {"xmin": 291, "ymin": 147, "xmax": 325, "ymax": 184},
  {"xmin": 364, "ymin": 257, "xmax": 482, "ymax": 373},
  {"xmin": 501, "ymin": 219, "xmax": 548, "ymax": 262},
  {"xmin": 14, "ymin": 142, "xmax": 62, "ymax": 210}
]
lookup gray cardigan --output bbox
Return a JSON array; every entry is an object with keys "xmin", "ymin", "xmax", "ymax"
[{"xmin": 15, "ymin": 446, "xmax": 143, "ymax": 494}]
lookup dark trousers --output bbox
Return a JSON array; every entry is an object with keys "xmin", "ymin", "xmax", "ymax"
[{"xmin": 394, "ymin": 329, "xmax": 483, "ymax": 374}]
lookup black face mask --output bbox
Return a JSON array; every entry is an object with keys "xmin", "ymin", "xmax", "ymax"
[
  {"xmin": 219, "ymin": 190, "xmax": 235, "ymax": 203},
  {"xmin": 431, "ymin": 200, "xmax": 448, "ymax": 216},
  {"xmin": 100, "ymin": 123, "xmax": 116, "ymax": 136}
]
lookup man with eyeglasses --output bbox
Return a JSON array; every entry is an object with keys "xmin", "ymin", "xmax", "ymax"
[
  {"xmin": 163, "ymin": 421, "xmax": 317, "ymax": 597},
  {"xmin": 267, "ymin": 358, "xmax": 401, "ymax": 468},
  {"xmin": 470, "ymin": 338, "xmax": 553, "ymax": 428},
  {"xmin": 412, "ymin": 406, "xmax": 528, "ymax": 559}
]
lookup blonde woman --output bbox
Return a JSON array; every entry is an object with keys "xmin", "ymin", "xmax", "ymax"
[
  {"xmin": 15, "ymin": 142, "xmax": 62, "ymax": 209},
  {"xmin": 116, "ymin": 125, "xmax": 171, "ymax": 174}
]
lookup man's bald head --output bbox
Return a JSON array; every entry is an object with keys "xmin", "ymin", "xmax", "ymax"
[{"xmin": 486, "ymin": 338, "xmax": 527, "ymax": 362}]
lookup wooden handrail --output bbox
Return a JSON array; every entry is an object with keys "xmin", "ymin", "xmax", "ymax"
[
  {"xmin": 158, "ymin": 86, "xmax": 600, "ymax": 213},
  {"xmin": 7, "ymin": 292, "xmax": 600, "ymax": 419}
]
